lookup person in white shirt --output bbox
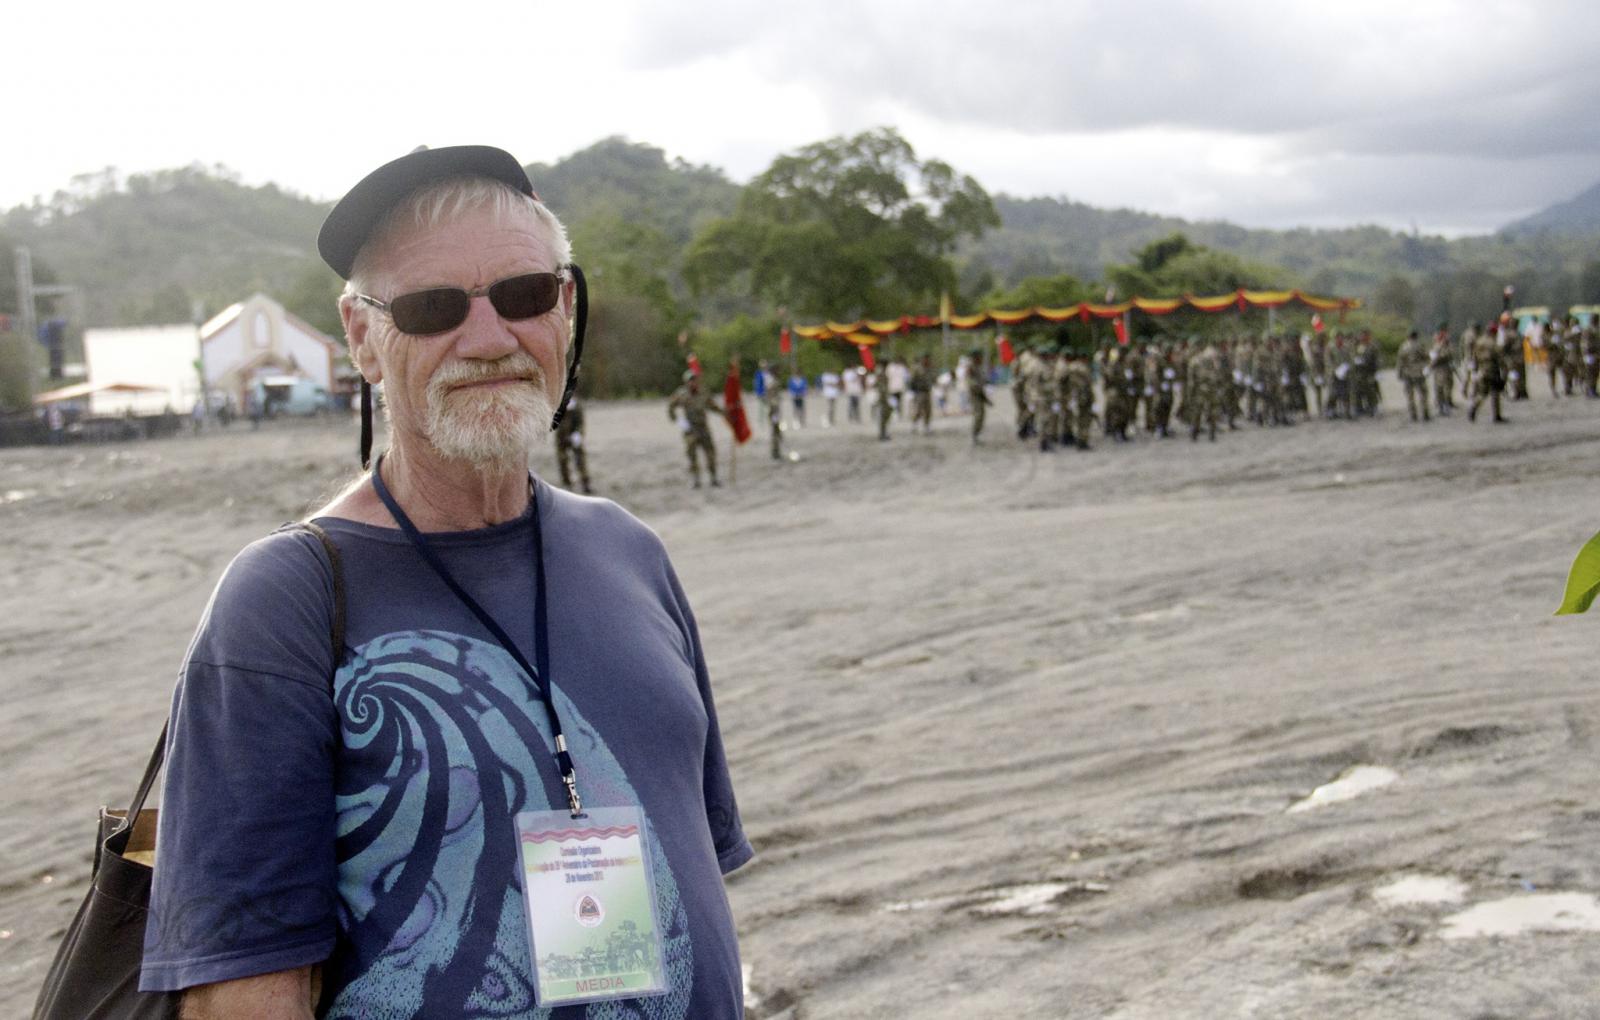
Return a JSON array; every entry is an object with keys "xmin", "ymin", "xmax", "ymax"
[
  {"xmin": 820, "ymin": 370, "xmax": 841, "ymax": 426},
  {"xmin": 886, "ymin": 357, "xmax": 910, "ymax": 418},
  {"xmin": 843, "ymin": 367, "xmax": 865, "ymax": 423}
]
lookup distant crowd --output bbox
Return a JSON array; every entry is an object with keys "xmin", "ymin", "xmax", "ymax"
[{"xmin": 629, "ymin": 312, "xmax": 1600, "ymax": 488}]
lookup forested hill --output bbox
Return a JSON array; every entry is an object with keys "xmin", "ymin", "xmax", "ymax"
[
  {"xmin": 0, "ymin": 139, "xmax": 740, "ymax": 339},
  {"xmin": 965, "ymin": 188, "xmax": 1600, "ymax": 310},
  {"xmin": 1500, "ymin": 178, "xmax": 1600, "ymax": 238},
  {"xmin": 1, "ymin": 166, "xmax": 335, "ymax": 333},
  {"xmin": 527, "ymin": 136, "xmax": 738, "ymax": 251},
  {"xmin": 3, "ymin": 140, "xmax": 1597, "ymax": 346}
]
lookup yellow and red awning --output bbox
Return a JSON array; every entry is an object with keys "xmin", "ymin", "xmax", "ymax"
[{"xmin": 795, "ymin": 289, "xmax": 1360, "ymax": 340}]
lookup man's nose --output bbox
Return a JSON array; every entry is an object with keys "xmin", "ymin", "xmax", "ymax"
[{"xmin": 452, "ymin": 294, "xmax": 521, "ymax": 359}]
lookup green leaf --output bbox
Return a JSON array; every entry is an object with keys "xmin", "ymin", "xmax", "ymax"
[{"xmin": 1555, "ymin": 529, "xmax": 1600, "ymax": 615}]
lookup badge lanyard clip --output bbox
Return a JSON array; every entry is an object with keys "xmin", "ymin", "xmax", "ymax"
[{"xmin": 556, "ymin": 735, "xmax": 581, "ymax": 815}]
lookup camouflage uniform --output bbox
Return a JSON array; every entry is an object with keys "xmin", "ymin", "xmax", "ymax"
[
  {"xmin": 666, "ymin": 380, "xmax": 723, "ymax": 487},
  {"xmin": 1150, "ymin": 348, "xmax": 1176, "ymax": 436},
  {"xmin": 1506, "ymin": 323, "xmax": 1529, "ymax": 400},
  {"xmin": 1546, "ymin": 323, "xmax": 1567, "ymax": 398},
  {"xmin": 1281, "ymin": 337, "xmax": 1308, "ymax": 418},
  {"xmin": 1219, "ymin": 341, "xmax": 1241, "ymax": 427},
  {"xmin": 1066, "ymin": 356, "xmax": 1094, "ymax": 450},
  {"xmin": 1255, "ymin": 339, "xmax": 1286, "ymax": 426},
  {"xmin": 874, "ymin": 366, "xmax": 893, "ymax": 440},
  {"xmin": 967, "ymin": 356, "xmax": 992, "ymax": 442},
  {"xmin": 1428, "ymin": 331, "xmax": 1456, "ymax": 415},
  {"xmin": 1458, "ymin": 325, "xmax": 1481, "ymax": 403},
  {"xmin": 1585, "ymin": 325, "xmax": 1600, "ymax": 397},
  {"xmin": 1239, "ymin": 338, "xmax": 1261, "ymax": 423},
  {"xmin": 1468, "ymin": 328, "xmax": 1507, "ymax": 423},
  {"xmin": 1328, "ymin": 339, "xmax": 1353, "ymax": 419},
  {"xmin": 1187, "ymin": 345, "xmax": 1222, "ymax": 442},
  {"xmin": 1028, "ymin": 351, "xmax": 1060, "ymax": 450},
  {"xmin": 761, "ymin": 369, "xmax": 784, "ymax": 460},
  {"xmin": 1560, "ymin": 323, "xmax": 1583, "ymax": 396},
  {"xmin": 1173, "ymin": 341, "xmax": 1193, "ymax": 426},
  {"xmin": 909, "ymin": 359, "xmax": 935, "ymax": 434},
  {"xmin": 1498, "ymin": 322, "xmax": 1524, "ymax": 403},
  {"xmin": 1352, "ymin": 335, "xmax": 1380, "ymax": 416},
  {"xmin": 554, "ymin": 396, "xmax": 592, "ymax": 493},
  {"xmin": 1111, "ymin": 347, "xmax": 1141, "ymax": 441},
  {"xmin": 1395, "ymin": 333, "xmax": 1429, "ymax": 422},
  {"xmin": 1013, "ymin": 348, "xmax": 1039, "ymax": 439},
  {"xmin": 1305, "ymin": 333, "xmax": 1328, "ymax": 417}
]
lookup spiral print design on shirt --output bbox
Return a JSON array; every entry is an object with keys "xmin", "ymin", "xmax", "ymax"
[{"xmin": 324, "ymin": 629, "xmax": 692, "ymax": 1019}]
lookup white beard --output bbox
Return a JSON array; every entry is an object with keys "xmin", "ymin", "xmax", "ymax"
[{"xmin": 423, "ymin": 353, "xmax": 557, "ymax": 466}]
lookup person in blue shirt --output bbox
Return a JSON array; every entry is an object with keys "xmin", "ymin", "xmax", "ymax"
[
  {"xmin": 786, "ymin": 372, "xmax": 807, "ymax": 428},
  {"xmin": 142, "ymin": 146, "xmax": 753, "ymax": 1019}
]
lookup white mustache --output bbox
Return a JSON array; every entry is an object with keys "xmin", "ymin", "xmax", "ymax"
[{"xmin": 429, "ymin": 354, "xmax": 546, "ymax": 397}]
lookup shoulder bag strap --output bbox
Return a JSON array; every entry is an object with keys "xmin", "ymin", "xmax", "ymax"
[{"xmin": 117, "ymin": 521, "xmax": 348, "ymax": 831}]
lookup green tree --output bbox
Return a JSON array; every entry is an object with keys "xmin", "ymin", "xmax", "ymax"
[
  {"xmin": 979, "ymin": 273, "xmax": 1100, "ymax": 351},
  {"xmin": 279, "ymin": 262, "xmax": 346, "ymax": 339},
  {"xmin": 685, "ymin": 127, "xmax": 999, "ymax": 321},
  {"xmin": 1371, "ymin": 274, "xmax": 1418, "ymax": 324},
  {"xmin": 0, "ymin": 334, "xmax": 43, "ymax": 412},
  {"xmin": 1579, "ymin": 259, "xmax": 1600, "ymax": 304},
  {"xmin": 980, "ymin": 273, "xmax": 1095, "ymax": 310}
]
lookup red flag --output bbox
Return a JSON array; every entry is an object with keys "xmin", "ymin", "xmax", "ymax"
[
  {"xmin": 996, "ymin": 335, "xmax": 1015, "ymax": 365},
  {"xmin": 1311, "ymin": 313, "xmax": 1325, "ymax": 334},
  {"xmin": 723, "ymin": 363, "xmax": 752, "ymax": 444},
  {"xmin": 779, "ymin": 327, "xmax": 792, "ymax": 355},
  {"xmin": 686, "ymin": 352, "xmax": 702, "ymax": 377},
  {"xmin": 1113, "ymin": 316, "xmax": 1128, "ymax": 345},
  {"xmin": 858, "ymin": 344, "xmax": 876, "ymax": 371}
]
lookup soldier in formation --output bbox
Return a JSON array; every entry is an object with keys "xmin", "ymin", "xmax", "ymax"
[
  {"xmin": 1545, "ymin": 321, "xmax": 1567, "ymax": 398},
  {"xmin": 1428, "ymin": 325, "xmax": 1456, "ymax": 416},
  {"xmin": 666, "ymin": 371, "xmax": 726, "ymax": 487},
  {"xmin": 909, "ymin": 354, "xmax": 935, "ymax": 435},
  {"xmin": 553, "ymin": 393, "xmax": 593, "ymax": 493},
  {"xmin": 1065, "ymin": 351, "xmax": 1095, "ymax": 450},
  {"xmin": 1352, "ymin": 333, "xmax": 1381, "ymax": 416},
  {"xmin": 1186, "ymin": 341, "xmax": 1223, "ymax": 441},
  {"xmin": 874, "ymin": 363, "xmax": 894, "ymax": 441},
  {"xmin": 759, "ymin": 360, "xmax": 784, "ymax": 460},
  {"xmin": 1305, "ymin": 331, "xmax": 1329, "ymax": 417},
  {"xmin": 967, "ymin": 350, "xmax": 993, "ymax": 443},
  {"xmin": 1013, "ymin": 345, "xmax": 1039, "ymax": 439},
  {"xmin": 1466, "ymin": 323, "xmax": 1509, "ymax": 424},
  {"xmin": 1585, "ymin": 321, "xmax": 1600, "ymax": 397},
  {"xmin": 1147, "ymin": 345, "xmax": 1177, "ymax": 436},
  {"xmin": 1395, "ymin": 330, "xmax": 1430, "ymax": 422}
]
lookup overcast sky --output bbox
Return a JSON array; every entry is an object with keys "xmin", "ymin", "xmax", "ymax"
[{"xmin": 7, "ymin": 0, "xmax": 1598, "ymax": 236}]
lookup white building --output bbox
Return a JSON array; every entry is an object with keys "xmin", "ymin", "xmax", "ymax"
[{"xmin": 83, "ymin": 294, "xmax": 343, "ymax": 415}]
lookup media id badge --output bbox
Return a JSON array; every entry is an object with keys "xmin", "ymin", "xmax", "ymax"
[{"xmin": 516, "ymin": 805, "xmax": 668, "ymax": 1007}]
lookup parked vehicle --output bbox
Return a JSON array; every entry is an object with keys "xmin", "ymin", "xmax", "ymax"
[{"xmin": 252, "ymin": 375, "xmax": 330, "ymax": 417}]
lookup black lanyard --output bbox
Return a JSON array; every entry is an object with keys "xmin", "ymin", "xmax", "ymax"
[{"xmin": 370, "ymin": 455, "xmax": 583, "ymax": 817}]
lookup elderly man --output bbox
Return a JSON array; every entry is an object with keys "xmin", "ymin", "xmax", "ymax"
[{"xmin": 140, "ymin": 146, "xmax": 753, "ymax": 1018}]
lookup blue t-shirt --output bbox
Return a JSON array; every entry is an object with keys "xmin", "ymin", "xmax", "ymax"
[{"xmin": 141, "ymin": 482, "xmax": 754, "ymax": 1018}]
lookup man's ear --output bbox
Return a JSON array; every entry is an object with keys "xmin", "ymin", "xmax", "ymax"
[
  {"xmin": 341, "ymin": 295, "xmax": 383, "ymax": 385},
  {"xmin": 561, "ymin": 273, "xmax": 577, "ymax": 319}
]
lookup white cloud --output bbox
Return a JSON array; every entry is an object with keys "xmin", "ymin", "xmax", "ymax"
[{"xmin": 2, "ymin": 0, "xmax": 1596, "ymax": 234}]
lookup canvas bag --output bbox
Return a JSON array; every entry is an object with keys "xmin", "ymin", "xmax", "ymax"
[{"xmin": 33, "ymin": 522, "xmax": 345, "ymax": 1019}]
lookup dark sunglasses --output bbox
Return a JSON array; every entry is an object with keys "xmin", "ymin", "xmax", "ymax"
[{"xmin": 355, "ymin": 270, "xmax": 566, "ymax": 336}]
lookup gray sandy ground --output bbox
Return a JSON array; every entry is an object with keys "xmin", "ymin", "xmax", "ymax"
[{"xmin": 1, "ymin": 375, "xmax": 1596, "ymax": 1018}]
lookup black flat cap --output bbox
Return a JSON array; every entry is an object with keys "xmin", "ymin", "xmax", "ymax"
[{"xmin": 317, "ymin": 145, "xmax": 537, "ymax": 280}]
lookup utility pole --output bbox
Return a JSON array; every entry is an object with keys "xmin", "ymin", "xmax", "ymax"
[{"xmin": 14, "ymin": 246, "xmax": 36, "ymax": 348}]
